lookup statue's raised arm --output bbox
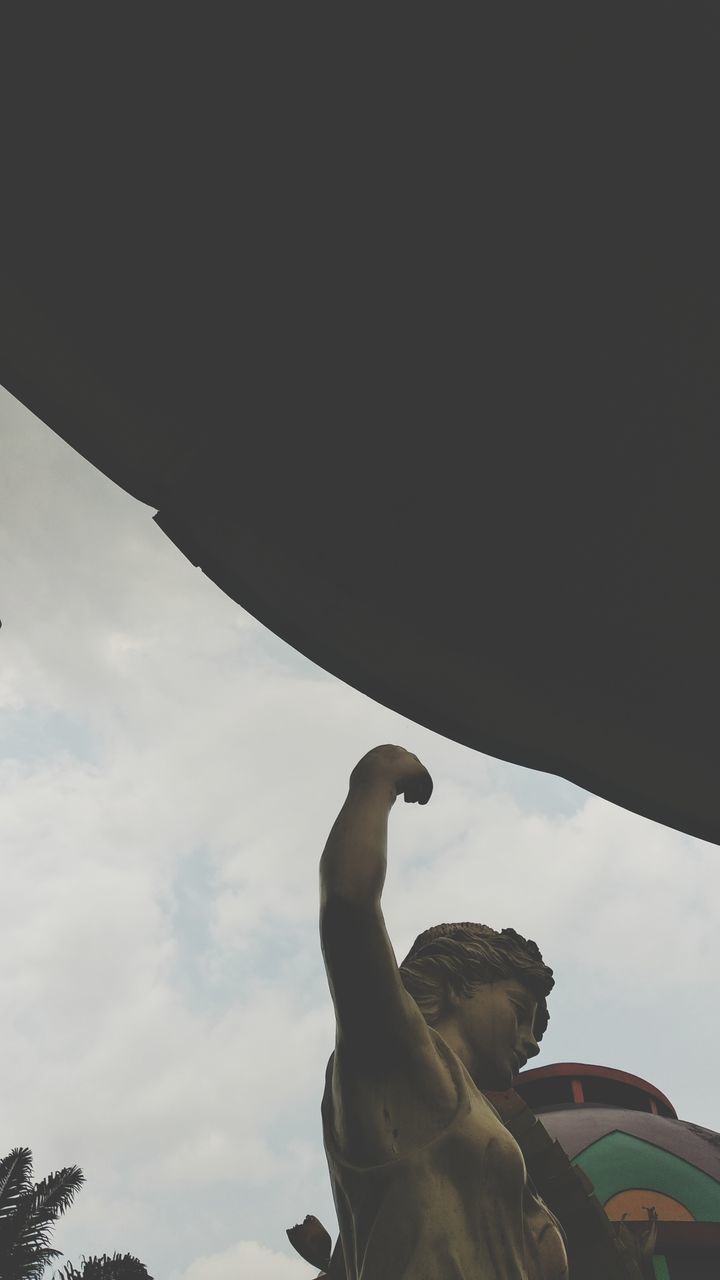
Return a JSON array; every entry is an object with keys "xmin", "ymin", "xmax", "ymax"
[{"xmin": 320, "ymin": 745, "xmax": 437, "ymax": 1077}]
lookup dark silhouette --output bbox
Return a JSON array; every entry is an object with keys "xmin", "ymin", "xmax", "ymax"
[
  {"xmin": 0, "ymin": 1149, "xmax": 153, "ymax": 1280},
  {"xmin": 4, "ymin": 10, "xmax": 720, "ymax": 847},
  {"xmin": 286, "ymin": 1216, "xmax": 332, "ymax": 1273},
  {"xmin": 55, "ymin": 1254, "xmax": 152, "ymax": 1279},
  {"xmin": 0, "ymin": 1147, "xmax": 84, "ymax": 1280}
]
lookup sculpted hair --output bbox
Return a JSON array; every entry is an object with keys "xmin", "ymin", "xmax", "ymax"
[{"xmin": 399, "ymin": 922, "xmax": 554, "ymax": 1039}]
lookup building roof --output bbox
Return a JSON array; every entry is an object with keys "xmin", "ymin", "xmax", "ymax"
[
  {"xmin": 516, "ymin": 1062, "xmax": 677, "ymax": 1118},
  {"xmin": 538, "ymin": 1109, "xmax": 720, "ymax": 1188},
  {"xmin": 4, "ymin": 11, "xmax": 720, "ymax": 843},
  {"xmin": 514, "ymin": 1061, "xmax": 720, "ymax": 1224}
]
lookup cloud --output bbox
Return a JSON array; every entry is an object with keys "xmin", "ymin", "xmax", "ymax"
[{"xmin": 179, "ymin": 1239, "xmax": 310, "ymax": 1280}]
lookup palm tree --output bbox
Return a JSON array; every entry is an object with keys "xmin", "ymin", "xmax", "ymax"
[
  {"xmin": 0, "ymin": 1147, "xmax": 84, "ymax": 1280},
  {"xmin": 55, "ymin": 1253, "xmax": 153, "ymax": 1279}
]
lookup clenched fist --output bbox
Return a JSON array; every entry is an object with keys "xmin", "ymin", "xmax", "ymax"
[{"xmin": 349, "ymin": 745, "xmax": 433, "ymax": 805}]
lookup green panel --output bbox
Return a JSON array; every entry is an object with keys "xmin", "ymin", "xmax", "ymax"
[
  {"xmin": 652, "ymin": 1258, "xmax": 670, "ymax": 1280},
  {"xmin": 572, "ymin": 1131, "xmax": 720, "ymax": 1221}
]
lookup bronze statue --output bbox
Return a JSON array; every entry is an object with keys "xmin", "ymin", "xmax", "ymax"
[{"xmin": 316, "ymin": 745, "xmax": 566, "ymax": 1279}]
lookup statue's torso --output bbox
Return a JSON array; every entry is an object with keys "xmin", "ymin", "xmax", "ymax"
[{"xmin": 322, "ymin": 1029, "xmax": 568, "ymax": 1280}]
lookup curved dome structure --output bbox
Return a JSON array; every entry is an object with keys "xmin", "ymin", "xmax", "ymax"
[{"xmin": 514, "ymin": 1063, "xmax": 720, "ymax": 1278}]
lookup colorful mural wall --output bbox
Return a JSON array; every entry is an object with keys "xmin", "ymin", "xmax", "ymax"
[{"xmin": 515, "ymin": 1063, "xmax": 720, "ymax": 1279}]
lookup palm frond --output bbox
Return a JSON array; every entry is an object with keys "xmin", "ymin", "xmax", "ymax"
[
  {"xmin": 55, "ymin": 1253, "xmax": 153, "ymax": 1279},
  {"xmin": 0, "ymin": 1155, "xmax": 84, "ymax": 1278},
  {"xmin": 5, "ymin": 1241, "xmax": 63, "ymax": 1280},
  {"xmin": 26, "ymin": 1166, "xmax": 85, "ymax": 1223},
  {"xmin": 0, "ymin": 1149, "xmax": 33, "ymax": 1218},
  {"xmin": 1, "ymin": 1168, "xmax": 83, "ymax": 1259}
]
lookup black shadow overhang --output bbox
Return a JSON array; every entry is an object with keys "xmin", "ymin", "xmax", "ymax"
[{"xmin": 3, "ymin": 9, "xmax": 720, "ymax": 844}]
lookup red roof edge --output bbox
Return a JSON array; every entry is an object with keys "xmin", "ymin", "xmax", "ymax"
[{"xmin": 515, "ymin": 1061, "xmax": 677, "ymax": 1118}]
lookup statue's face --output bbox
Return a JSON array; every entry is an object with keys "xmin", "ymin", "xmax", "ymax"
[{"xmin": 450, "ymin": 977, "xmax": 540, "ymax": 1090}]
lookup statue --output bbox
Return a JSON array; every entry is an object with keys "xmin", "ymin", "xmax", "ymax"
[{"xmin": 313, "ymin": 745, "xmax": 566, "ymax": 1279}]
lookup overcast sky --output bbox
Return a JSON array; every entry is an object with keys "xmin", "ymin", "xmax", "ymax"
[{"xmin": 2, "ymin": 386, "xmax": 719, "ymax": 1279}]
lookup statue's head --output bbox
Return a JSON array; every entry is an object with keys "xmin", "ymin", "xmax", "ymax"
[{"xmin": 399, "ymin": 922, "xmax": 554, "ymax": 1089}]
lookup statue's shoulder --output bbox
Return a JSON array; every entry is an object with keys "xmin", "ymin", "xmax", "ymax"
[{"xmin": 324, "ymin": 1033, "xmax": 460, "ymax": 1168}]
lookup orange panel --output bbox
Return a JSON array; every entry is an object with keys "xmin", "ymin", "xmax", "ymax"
[{"xmin": 604, "ymin": 1189, "xmax": 694, "ymax": 1222}]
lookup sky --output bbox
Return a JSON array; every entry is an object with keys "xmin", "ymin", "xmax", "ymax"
[{"xmin": 2, "ymin": 385, "xmax": 719, "ymax": 1279}]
